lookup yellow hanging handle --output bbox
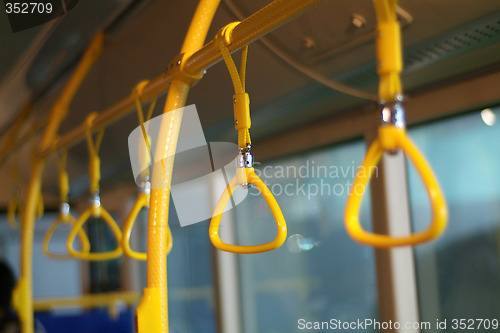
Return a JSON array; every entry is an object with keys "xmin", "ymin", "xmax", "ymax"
[
  {"xmin": 345, "ymin": 126, "xmax": 447, "ymax": 247},
  {"xmin": 121, "ymin": 82, "xmax": 173, "ymax": 261},
  {"xmin": 66, "ymin": 114, "xmax": 123, "ymax": 260},
  {"xmin": 209, "ymin": 23, "xmax": 287, "ymax": 254},
  {"xmin": 210, "ymin": 168, "xmax": 287, "ymax": 253},
  {"xmin": 344, "ymin": 0, "xmax": 447, "ymax": 247},
  {"xmin": 43, "ymin": 151, "xmax": 91, "ymax": 260},
  {"xmin": 374, "ymin": 0, "xmax": 402, "ymax": 102},
  {"xmin": 122, "ymin": 192, "xmax": 173, "ymax": 260}
]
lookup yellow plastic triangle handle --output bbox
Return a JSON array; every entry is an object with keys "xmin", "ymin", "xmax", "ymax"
[
  {"xmin": 43, "ymin": 214, "xmax": 91, "ymax": 260},
  {"xmin": 121, "ymin": 193, "xmax": 172, "ymax": 260},
  {"xmin": 67, "ymin": 206, "xmax": 123, "ymax": 260},
  {"xmin": 345, "ymin": 126, "xmax": 448, "ymax": 247},
  {"xmin": 209, "ymin": 168, "xmax": 287, "ymax": 254}
]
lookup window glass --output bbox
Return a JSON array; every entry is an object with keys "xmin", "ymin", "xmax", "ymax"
[
  {"xmin": 230, "ymin": 140, "xmax": 379, "ymax": 333},
  {"xmin": 407, "ymin": 107, "xmax": 500, "ymax": 330}
]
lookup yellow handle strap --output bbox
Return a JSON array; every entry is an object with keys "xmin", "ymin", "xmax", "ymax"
[
  {"xmin": 122, "ymin": 81, "xmax": 173, "ymax": 261},
  {"xmin": 30, "ymin": 129, "xmax": 44, "ymax": 220},
  {"xmin": 44, "ymin": 150, "xmax": 91, "ymax": 260},
  {"xmin": 43, "ymin": 214, "xmax": 91, "ymax": 260},
  {"xmin": 217, "ymin": 22, "xmax": 251, "ymax": 149},
  {"xmin": 67, "ymin": 206, "xmax": 123, "ymax": 260},
  {"xmin": 66, "ymin": 114, "xmax": 123, "ymax": 261},
  {"xmin": 374, "ymin": 0, "xmax": 402, "ymax": 102},
  {"xmin": 121, "ymin": 192, "xmax": 173, "ymax": 260},
  {"xmin": 209, "ymin": 168, "xmax": 287, "ymax": 253},
  {"xmin": 85, "ymin": 113, "xmax": 105, "ymax": 194},
  {"xmin": 345, "ymin": 126, "xmax": 448, "ymax": 247},
  {"xmin": 344, "ymin": 0, "xmax": 447, "ymax": 247},
  {"xmin": 55, "ymin": 151, "xmax": 70, "ymax": 208},
  {"xmin": 133, "ymin": 80, "xmax": 157, "ymax": 175}
]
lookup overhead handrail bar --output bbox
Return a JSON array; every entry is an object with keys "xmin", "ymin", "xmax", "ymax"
[{"xmin": 35, "ymin": 0, "xmax": 329, "ymax": 161}]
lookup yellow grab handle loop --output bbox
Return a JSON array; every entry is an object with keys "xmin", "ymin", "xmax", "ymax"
[
  {"xmin": 374, "ymin": 0, "xmax": 402, "ymax": 102},
  {"xmin": 216, "ymin": 22, "xmax": 252, "ymax": 149},
  {"xmin": 345, "ymin": 126, "xmax": 448, "ymax": 247},
  {"xmin": 121, "ymin": 192, "xmax": 172, "ymax": 260},
  {"xmin": 85, "ymin": 113, "xmax": 105, "ymax": 194},
  {"xmin": 66, "ymin": 114, "xmax": 123, "ymax": 260},
  {"xmin": 67, "ymin": 206, "xmax": 123, "ymax": 260},
  {"xmin": 209, "ymin": 168, "xmax": 287, "ymax": 254},
  {"xmin": 43, "ymin": 214, "xmax": 91, "ymax": 260}
]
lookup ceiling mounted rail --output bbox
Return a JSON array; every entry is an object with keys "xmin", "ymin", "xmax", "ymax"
[{"xmin": 36, "ymin": 0, "xmax": 329, "ymax": 159}]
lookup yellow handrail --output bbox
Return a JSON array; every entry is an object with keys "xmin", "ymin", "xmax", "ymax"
[
  {"xmin": 14, "ymin": 32, "xmax": 104, "ymax": 333},
  {"xmin": 344, "ymin": 0, "xmax": 447, "ymax": 247},
  {"xmin": 66, "ymin": 114, "xmax": 123, "ymax": 261},
  {"xmin": 33, "ymin": 291, "xmax": 139, "ymax": 319},
  {"xmin": 208, "ymin": 23, "xmax": 287, "ymax": 254},
  {"xmin": 135, "ymin": 1, "xmax": 221, "ymax": 332},
  {"xmin": 210, "ymin": 168, "xmax": 287, "ymax": 253}
]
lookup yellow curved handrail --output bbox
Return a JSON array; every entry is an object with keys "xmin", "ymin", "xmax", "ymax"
[
  {"xmin": 345, "ymin": 126, "xmax": 447, "ymax": 247},
  {"xmin": 43, "ymin": 213, "xmax": 91, "ymax": 260},
  {"xmin": 209, "ymin": 167, "xmax": 287, "ymax": 254},
  {"xmin": 121, "ymin": 192, "xmax": 173, "ymax": 260}
]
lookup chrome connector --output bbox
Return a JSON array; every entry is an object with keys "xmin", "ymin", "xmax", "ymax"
[
  {"xmin": 139, "ymin": 175, "xmax": 151, "ymax": 195},
  {"xmin": 90, "ymin": 190, "xmax": 101, "ymax": 209},
  {"xmin": 237, "ymin": 144, "xmax": 254, "ymax": 169},
  {"xmin": 237, "ymin": 144, "xmax": 253, "ymax": 189},
  {"xmin": 60, "ymin": 202, "xmax": 70, "ymax": 217},
  {"xmin": 380, "ymin": 95, "xmax": 406, "ymax": 128}
]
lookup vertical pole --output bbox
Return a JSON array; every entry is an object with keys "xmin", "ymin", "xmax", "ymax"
[
  {"xmin": 136, "ymin": 1, "xmax": 221, "ymax": 332},
  {"xmin": 367, "ymin": 129, "xmax": 421, "ymax": 333},
  {"xmin": 14, "ymin": 33, "xmax": 104, "ymax": 333}
]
